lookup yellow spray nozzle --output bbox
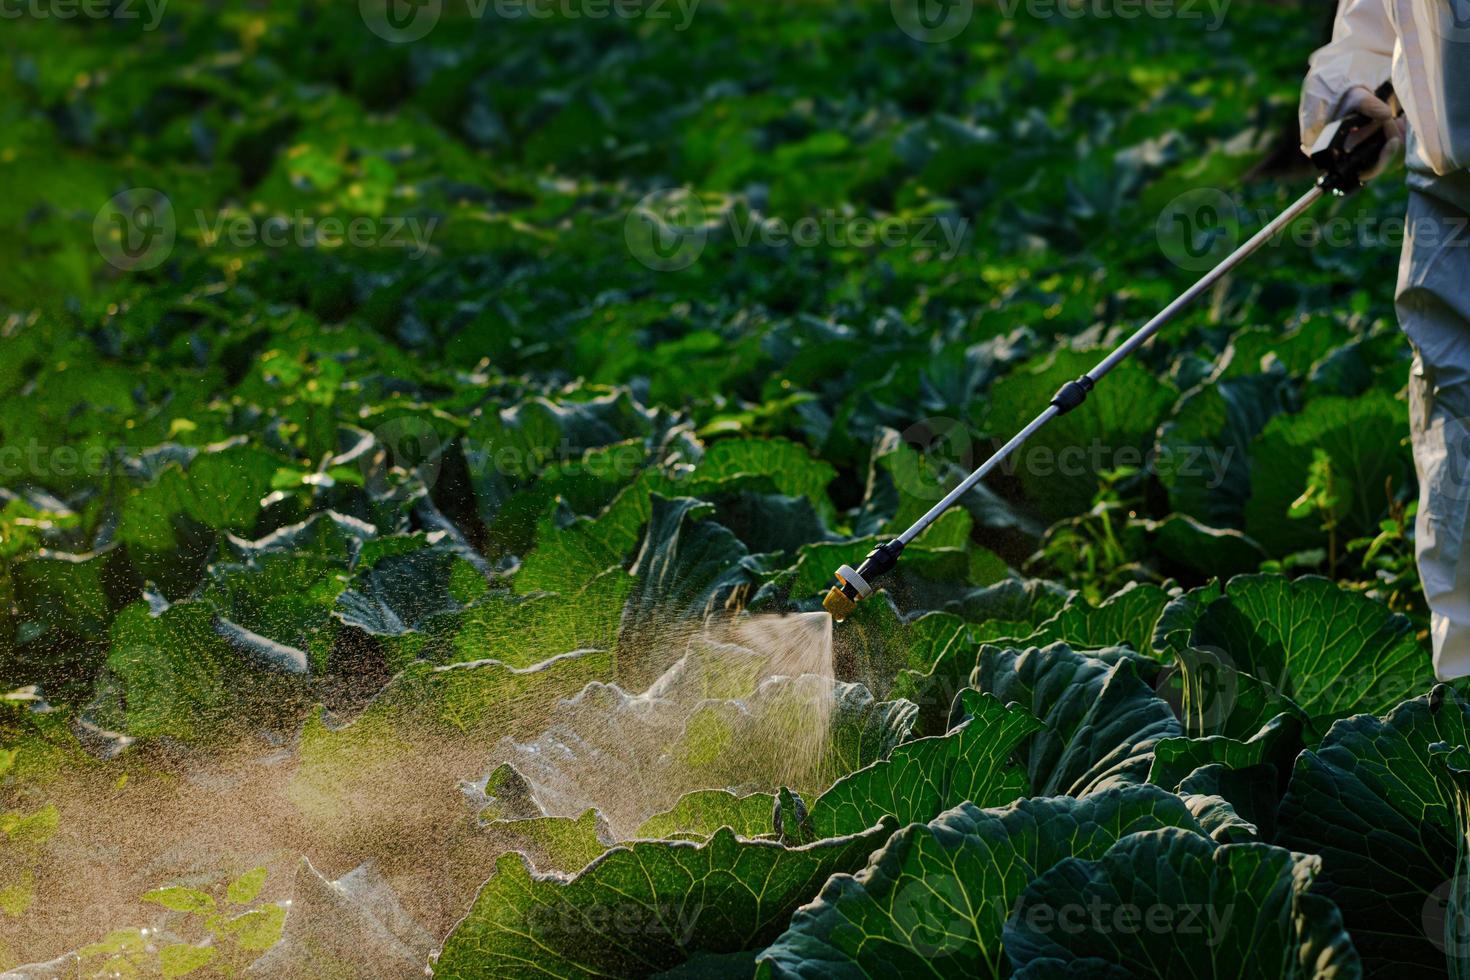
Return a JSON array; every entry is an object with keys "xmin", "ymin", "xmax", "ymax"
[{"xmin": 823, "ymin": 585, "xmax": 858, "ymax": 622}]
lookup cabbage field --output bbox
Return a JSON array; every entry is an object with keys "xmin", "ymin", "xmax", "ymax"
[{"xmin": 0, "ymin": 1, "xmax": 1458, "ymax": 977}]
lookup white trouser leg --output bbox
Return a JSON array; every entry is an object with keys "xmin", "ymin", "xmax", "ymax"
[{"xmin": 1398, "ymin": 187, "xmax": 1470, "ymax": 680}]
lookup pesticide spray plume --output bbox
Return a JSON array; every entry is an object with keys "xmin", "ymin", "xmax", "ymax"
[
  {"xmin": 478, "ymin": 608, "xmax": 839, "ymax": 838},
  {"xmin": 5, "ymin": 605, "xmax": 841, "ymax": 969}
]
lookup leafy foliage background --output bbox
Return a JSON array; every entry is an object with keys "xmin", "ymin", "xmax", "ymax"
[{"xmin": 0, "ymin": 1, "xmax": 1454, "ymax": 977}]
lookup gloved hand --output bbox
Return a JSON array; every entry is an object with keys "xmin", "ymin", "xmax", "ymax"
[{"xmin": 1334, "ymin": 84, "xmax": 1407, "ymax": 180}]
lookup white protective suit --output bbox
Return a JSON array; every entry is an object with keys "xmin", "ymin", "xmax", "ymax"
[{"xmin": 1302, "ymin": 0, "xmax": 1470, "ymax": 679}]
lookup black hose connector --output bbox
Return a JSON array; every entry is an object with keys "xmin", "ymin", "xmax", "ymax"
[
  {"xmin": 1311, "ymin": 80, "xmax": 1399, "ymax": 196},
  {"xmin": 1050, "ymin": 375, "xmax": 1095, "ymax": 415},
  {"xmin": 856, "ymin": 539, "xmax": 905, "ymax": 583}
]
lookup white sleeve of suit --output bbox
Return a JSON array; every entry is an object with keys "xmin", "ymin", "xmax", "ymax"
[
  {"xmin": 1300, "ymin": 0, "xmax": 1468, "ymax": 176},
  {"xmin": 1394, "ymin": 0, "xmax": 1469, "ymax": 177},
  {"xmin": 1298, "ymin": 0, "xmax": 1395, "ymax": 153}
]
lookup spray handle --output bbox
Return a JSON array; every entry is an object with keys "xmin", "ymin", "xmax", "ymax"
[{"xmin": 1311, "ymin": 80, "xmax": 1402, "ymax": 195}]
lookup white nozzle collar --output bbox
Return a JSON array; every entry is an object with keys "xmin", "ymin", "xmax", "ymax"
[{"xmin": 835, "ymin": 564, "xmax": 873, "ymax": 598}]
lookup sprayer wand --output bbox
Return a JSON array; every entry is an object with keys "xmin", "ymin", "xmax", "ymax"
[{"xmin": 823, "ymin": 82, "xmax": 1402, "ymax": 622}]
